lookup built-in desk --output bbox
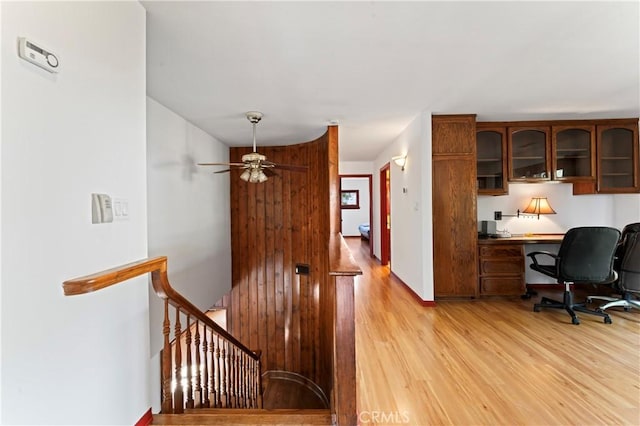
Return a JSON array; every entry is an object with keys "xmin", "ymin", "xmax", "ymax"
[{"xmin": 477, "ymin": 234, "xmax": 564, "ymax": 296}]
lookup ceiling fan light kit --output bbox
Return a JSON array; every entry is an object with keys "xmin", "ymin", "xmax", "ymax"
[{"xmin": 197, "ymin": 111, "xmax": 308, "ymax": 183}]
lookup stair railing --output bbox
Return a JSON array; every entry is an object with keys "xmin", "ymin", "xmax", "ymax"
[{"xmin": 62, "ymin": 256, "xmax": 262, "ymax": 414}]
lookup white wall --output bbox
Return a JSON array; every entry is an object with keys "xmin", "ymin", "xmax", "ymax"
[
  {"xmin": 147, "ymin": 97, "xmax": 231, "ymax": 353},
  {"xmin": 1, "ymin": 2, "xmax": 149, "ymax": 424},
  {"xmin": 339, "ymin": 161, "xmax": 373, "ymax": 175},
  {"xmin": 372, "ymin": 112, "xmax": 434, "ymax": 301},
  {"xmin": 146, "ymin": 98, "xmax": 232, "ymax": 411},
  {"xmin": 477, "ymin": 183, "xmax": 639, "ymax": 234},
  {"xmin": 340, "ymin": 177, "xmax": 370, "ymax": 236}
]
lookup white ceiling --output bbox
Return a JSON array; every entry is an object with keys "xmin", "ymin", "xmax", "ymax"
[{"xmin": 143, "ymin": 1, "xmax": 639, "ymax": 161}]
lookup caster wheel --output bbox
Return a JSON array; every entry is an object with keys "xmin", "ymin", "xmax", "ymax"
[
  {"xmin": 521, "ymin": 294, "xmax": 532, "ymax": 300},
  {"xmin": 624, "ymin": 307, "xmax": 631, "ymax": 312},
  {"xmin": 586, "ymin": 297, "xmax": 593, "ymax": 303},
  {"xmin": 533, "ymin": 306, "xmax": 540, "ymax": 312},
  {"xmin": 596, "ymin": 308, "xmax": 604, "ymax": 313},
  {"xmin": 604, "ymin": 317, "xmax": 612, "ymax": 324},
  {"xmin": 572, "ymin": 318, "xmax": 580, "ymax": 325}
]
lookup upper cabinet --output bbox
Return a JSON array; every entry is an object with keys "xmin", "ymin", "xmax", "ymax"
[
  {"xmin": 551, "ymin": 124, "xmax": 596, "ymax": 181},
  {"xmin": 508, "ymin": 126, "xmax": 551, "ymax": 181},
  {"xmin": 596, "ymin": 123, "xmax": 639, "ymax": 193},
  {"xmin": 476, "ymin": 126, "xmax": 507, "ymax": 195},
  {"xmin": 477, "ymin": 118, "xmax": 639, "ymax": 195}
]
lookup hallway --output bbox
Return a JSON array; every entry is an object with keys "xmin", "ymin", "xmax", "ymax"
[{"xmin": 347, "ymin": 237, "xmax": 640, "ymax": 426}]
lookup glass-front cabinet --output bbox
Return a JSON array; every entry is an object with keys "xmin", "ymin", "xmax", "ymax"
[
  {"xmin": 551, "ymin": 125, "xmax": 595, "ymax": 181},
  {"xmin": 476, "ymin": 127, "xmax": 507, "ymax": 195},
  {"xmin": 508, "ymin": 127, "xmax": 551, "ymax": 181},
  {"xmin": 597, "ymin": 124, "xmax": 639, "ymax": 193}
]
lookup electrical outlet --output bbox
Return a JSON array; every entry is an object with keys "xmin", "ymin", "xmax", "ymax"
[{"xmin": 494, "ymin": 211, "xmax": 502, "ymax": 221}]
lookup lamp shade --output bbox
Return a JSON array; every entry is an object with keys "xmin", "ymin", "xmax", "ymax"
[
  {"xmin": 392, "ymin": 155, "xmax": 407, "ymax": 170},
  {"xmin": 522, "ymin": 197, "xmax": 556, "ymax": 218}
]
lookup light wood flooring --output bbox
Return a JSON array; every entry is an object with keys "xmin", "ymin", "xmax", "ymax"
[{"xmin": 348, "ymin": 237, "xmax": 640, "ymax": 426}]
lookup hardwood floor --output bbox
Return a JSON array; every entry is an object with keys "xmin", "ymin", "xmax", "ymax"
[{"xmin": 348, "ymin": 237, "xmax": 640, "ymax": 426}]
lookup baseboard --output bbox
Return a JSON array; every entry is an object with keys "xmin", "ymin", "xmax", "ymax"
[
  {"xmin": 390, "ymin": 271, "xmax": 436, "ymax": 307},
  {"xmin": 134, "ymin": 408, "xmax": 152, "ymax": 426}
]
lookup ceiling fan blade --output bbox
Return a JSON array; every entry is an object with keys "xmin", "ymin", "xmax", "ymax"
[
  {"xmin": 214, "ymin": 169, "xmax": 232, "ymax": 174},
  {"xmin": 262, "ymin": 168, "xmax": 278, "ymax": 177},
  {"xmin": 198, "ymin": 162, "xmax": 246, "ymax": 166},
  {"xmin": 272, "ymin": 164, "xmax": 309, "ymax": 172}
]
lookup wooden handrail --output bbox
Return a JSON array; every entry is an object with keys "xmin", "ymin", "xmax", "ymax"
[
  {"xmin": 329, "ymin": 233, "xmax": 363, "ymax": 277},
  {"xmin": 63, "ymin": 256, "xmax": 167, "ymax": 296},
  {"xmin": 62, "ymin": 256, "xmax": 258, "ymax": 360}
]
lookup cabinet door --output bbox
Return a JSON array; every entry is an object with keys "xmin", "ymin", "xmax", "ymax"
[
  {"xmin": 433, "ymin": 156, "xmax": 478, "ymax": 298},
  {"xmin": 477, "ymin": 127, "xmax": 508, "ymax": 195},
  {"xmin": 597, "ymin": 124, "xmax": 639, "ymax": 193},
  {"xmin": 508, "ymin": 127, "xmax": 551, "ymax": 181},
  {"xmin": 552, "ymin": 125, "xmax": 596, "ymax": 181}
]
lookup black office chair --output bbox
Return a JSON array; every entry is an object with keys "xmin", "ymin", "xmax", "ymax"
[
  {"xmin": 527, "ymin": 226, "xmax": 621, "ymax": 325},
  {"xmin": 587, "ymin": 223, "xmax": 640, "ymax": 312}
]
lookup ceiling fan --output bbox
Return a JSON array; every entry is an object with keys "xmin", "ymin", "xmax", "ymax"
[{"xmin": 198, "ymin": 111, "xmax": 308, "ymax": 183}]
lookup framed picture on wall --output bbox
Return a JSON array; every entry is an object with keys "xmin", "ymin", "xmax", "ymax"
[{"xmin": 341, "ymin": 189, "xmax": 360, "ymax": 209}]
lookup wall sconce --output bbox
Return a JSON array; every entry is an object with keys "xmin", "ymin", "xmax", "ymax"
[
  {"xmin": 392, "ymin": 155, "xmax": 407, "ymax": 171},
  {"xmin": 494, "ymin": 197, "xmax": 556, "ymax": 220}
]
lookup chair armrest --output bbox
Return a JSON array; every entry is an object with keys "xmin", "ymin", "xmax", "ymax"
[{"xmin": 527, "ymin": 251, "xmax": 558, "ymax": 268}]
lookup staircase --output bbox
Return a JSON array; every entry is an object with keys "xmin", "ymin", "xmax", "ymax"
[
  {"xmin": 151, "ymin": 408, "xmax": 332, "ymax": 425},
  {"xmin": 62, "ymin": 233, "xmax": 360, "ymax": 425}
]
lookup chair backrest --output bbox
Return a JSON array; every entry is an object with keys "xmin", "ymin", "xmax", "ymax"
[
  {"xmin": 614, "ymin": 222, "xmax": 640, "ymax": 271},
  {"xmin": 556, "ymin": 227, "xmax": 621, "ymax": 284},
  {"xmin": 619, "ymin": 231, "xmax": 640, "ymax": 293}
]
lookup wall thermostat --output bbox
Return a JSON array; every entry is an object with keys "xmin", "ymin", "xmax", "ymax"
[{"xmin": 18, "ymin": 37, "xmax": 59, "ymax": 73}]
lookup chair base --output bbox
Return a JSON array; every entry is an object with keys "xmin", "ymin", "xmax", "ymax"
[
  {"xmin": 534, "ymin": 291, "xmax": 612, "ymax": 325},
  {"xmin": 587, "ymin": 294, "xmax": 640, "ymax": 312}
]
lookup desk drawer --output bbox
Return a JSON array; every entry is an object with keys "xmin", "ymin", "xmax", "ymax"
[
  {"xmin": 480, "ymin": 277, "xmax": 524, "ymax": 296},
  {"xmin": 479, "ymin": 244, "xmax": 524, "ymax": 257},
  {"xmin": 480, "ymin": 259, "xmax": 524, "ymax": 275}
]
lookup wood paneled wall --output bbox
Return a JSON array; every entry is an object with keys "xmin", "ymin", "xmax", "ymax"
[{"xmin": 226, "ymin": 127, "xmax": 338, "ymax": 393}]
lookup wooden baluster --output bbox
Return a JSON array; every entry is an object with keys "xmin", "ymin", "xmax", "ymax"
[
  {"xmin": 251, "ymin": 356, "xmax": 257, "ymax": 408},
  {"xmin": 243, "ymin": 352, "xmax": 248, "ymax": 408},
  {"xmin": 185, "ymin": 314, "xmax": 194, "ymax": 409},
  {"xmin": 202, "ymin": 327, "xmax": 209, "ymax": 407},
  {"xmin": 238, "ymin": 351, "xmax": 243, "ymax": 408},
  {"xmin": 233, "ymin": 346, "xmax": 239, "ymax": 408},
  {"xmin": 215, "ymin": 335, "xmax": 221, "ymax": 407},
  {"xmin": 193, "ymin": 320, "xmax": 202, "ymax": 408},
  {"xmin": 173, "ymin": 308, "xmax": 184, "ymax": 413},
  {"xmin": 161, "ymin": 299, "xmax": 173, "ymax": 413},
  {"xmin": 245, "ymin": 353, "xmax": 250, "ymax": 408},
  {"xmin": 247, "ymin": 354, "xmax": 252, "ymax": 408},
  {"xmin": 228, "ymin": 344, "xmax": 235, "ymax": 408},
  {"xmin": 256, "ymin": 351, "xmax": 263, "ymax": 408},
  {"xmin": 208, "ymin": 329, "xmax": 216, "ymax": 407},
  {"xmin": 221, "ymin": 341, "xmax": 228, "ymax": 407},
  {"xmin": 229, "ymin": 345, "xmax": 238, "ymax": 408}
]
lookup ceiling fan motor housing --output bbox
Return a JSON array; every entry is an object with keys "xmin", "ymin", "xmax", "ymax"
[{"xmin": 246, "ymin": 111, "xmax": 263, "ymax": 124}]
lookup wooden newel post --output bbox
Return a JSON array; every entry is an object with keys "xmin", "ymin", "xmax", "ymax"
[{"xmin": 334, "ymin": 275, "xmax": 357, "ymax": 426}]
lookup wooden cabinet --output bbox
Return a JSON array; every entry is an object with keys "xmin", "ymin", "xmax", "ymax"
[
  {"xmin": 476, "ymin": 126, "xmax": 508, "ymax": 195},
  {"xmin": 551, "ymin": 124, "xmax": 596, "ymax": 181},
  {"xmin": 597, "ymin": 123, "xmax": 639, "ymax": 193},
  {"xmin": 432, "ymin": 115, "xmax": 478, "ymax": 298},
  {"xmin": 477, "ymin": 118, "xmax": 638, "ymax": 194},
  {"xmin": 478, "ymin": 242, "xmax": 525, "ymax": 296},
  {"xmin": 508, "ymin": 126, "xmax": 551, "ymax": 181}
]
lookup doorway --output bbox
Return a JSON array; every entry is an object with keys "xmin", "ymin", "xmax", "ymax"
[
  {"xmin": 339, "ymin": 174, "xmax": 373, "ymax": 258},
  {"xmin": 379, "ymin": 163, "xmax": 391, "ymax": 266}
]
